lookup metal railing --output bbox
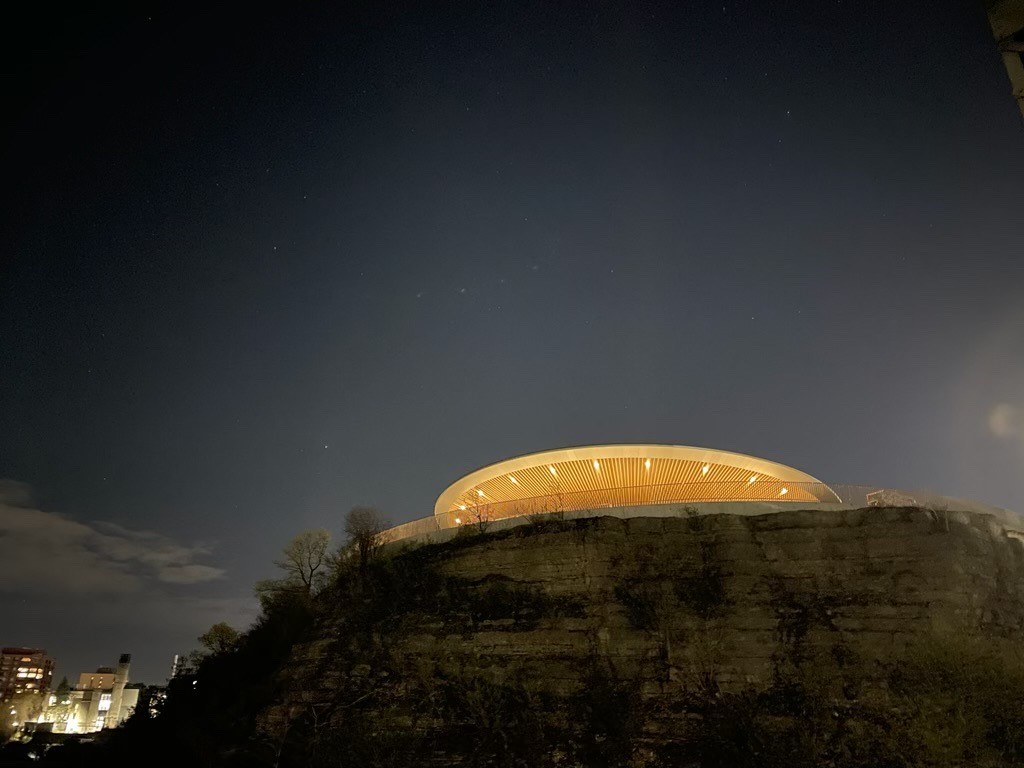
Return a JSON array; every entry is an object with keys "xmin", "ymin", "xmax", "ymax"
[
  {"xmin": 444, "ymin": 479, "xmax": 838, "ymax": 523},
  {"xmin": 380, "ymin": 482, "xmax": 1021, "ymax": 547},
  {"xmin": 382, "ymin": 515, "xmax": 443, "ymax": 543}
]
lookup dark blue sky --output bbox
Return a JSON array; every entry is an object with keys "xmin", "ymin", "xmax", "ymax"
[{"xmin": 2, "ymin": 1, "xmax": 1023, "ymax": 684}]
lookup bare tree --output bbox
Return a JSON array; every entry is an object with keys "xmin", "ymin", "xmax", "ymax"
[
  {"xmin": 274, "ymin": 528, "xmax": 332, "ymax": 595},
  {"xmin": 544, "ymin": 479, "xmax": 569, "ymax": 520},
  {"xmin": 456, "ymin": 491, "xmax": 494, "ymax": 533},
  {"xmin": 246, "ymin": 529, "xmax": 334, "ymax": 617},
  {"xmin": 344, "ymin": 506, "xmax": 387, "ymax": 572},
  {"xmin": 526, "ymin": 480, "xmax": 569, "ymax": 524}
]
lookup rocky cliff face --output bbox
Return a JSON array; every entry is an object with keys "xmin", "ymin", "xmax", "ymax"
[{"xmin": 260, "ymin": 506, "xmax": 1024, "ymax": 763}]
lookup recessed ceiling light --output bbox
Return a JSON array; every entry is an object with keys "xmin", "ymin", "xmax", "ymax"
[
  {"xmin": 455, "ymin": 517, "xmax": 462, "ymax": 524},
  {"xmin": 779, "ymin": 488, "xmax": 788, "ymax": 496},
  {"xmin": 477, "ymin": 489, "xmax": 485, "ymax": 497},
  {"xmin": 644, "ymin": 459, "xmax": 651, "ymax": 470},
  {"xmin": 748, "ymin": 475, "xmax": 758, "ymax": 484},
  {"xmin": 701, "ymin": 464, "xmax": 710, "ymax": 475},
  {"xmin": 549, "ymin": 465, "xmax": 557, "ymax": 475},
  {"xmin": 509, "ymin": 476, "xmax": 517, "ymax": 484},
  {"xmin": 458, "ymin": 504, "xmax": 466, "ymax": 510},
  {"xmin": 593, "ymin": 460, "xmax": 600, "ymax": 471}
]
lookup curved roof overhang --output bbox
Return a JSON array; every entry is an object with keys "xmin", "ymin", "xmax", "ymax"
[{"xmin": 434, "ymin": 444, "xmax": 829, "ymax": 523}]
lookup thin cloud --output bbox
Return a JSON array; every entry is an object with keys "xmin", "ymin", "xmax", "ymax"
[
  {"xmin": 0, "ymin": 480, "xmax": 225, "ymax": 594},
  {"xmin": 158, "ymin": 564, "xmax": 226, "ymax": 585}
]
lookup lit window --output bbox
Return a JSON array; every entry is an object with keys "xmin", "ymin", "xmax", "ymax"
[{"xmin": 98, "ymin": 694, "xmax": 112, "ymax": 712}]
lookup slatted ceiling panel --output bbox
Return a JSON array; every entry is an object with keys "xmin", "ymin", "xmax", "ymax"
[
  {"xmin": 575, "ymin": 461, "xmax": 592, "ymax": 492},
  {"xmin": 601, "ymin": 458, "xmax": 618, "ymax": 488},
  {"xmin": 629, "ymin": 458, "xmax": 642, "ymax": 489},
  {"xmin": 555, "ymin": 461, "xmax": 577, "ymax": 492},
  {"xmin": 445, "ymin": 455, "xmax": 811, "ymax": 514}
]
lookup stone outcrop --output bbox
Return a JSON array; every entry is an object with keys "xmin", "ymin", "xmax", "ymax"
[{"xmin": 260, "ymin": 506, "xmax": 1024, "ymax": 755}]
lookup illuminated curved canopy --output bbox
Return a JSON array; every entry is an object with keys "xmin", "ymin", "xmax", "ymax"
[{"xmin": 434, "ymin": 444, "xmax": 831, "ymax": 526}]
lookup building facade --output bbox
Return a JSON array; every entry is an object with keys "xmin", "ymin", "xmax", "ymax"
[
  {"xmin": 0, "ymin": 647, "xmax": 54, "ymax": 702},
  {"xmin": 38, "ymin": 654, "xmax": 138, "ymax": 734}
]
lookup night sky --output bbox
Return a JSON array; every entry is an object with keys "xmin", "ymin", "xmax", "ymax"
[{"xmin": 2, "ymin": 2, "xmax": 1022, "ymax": 685}]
